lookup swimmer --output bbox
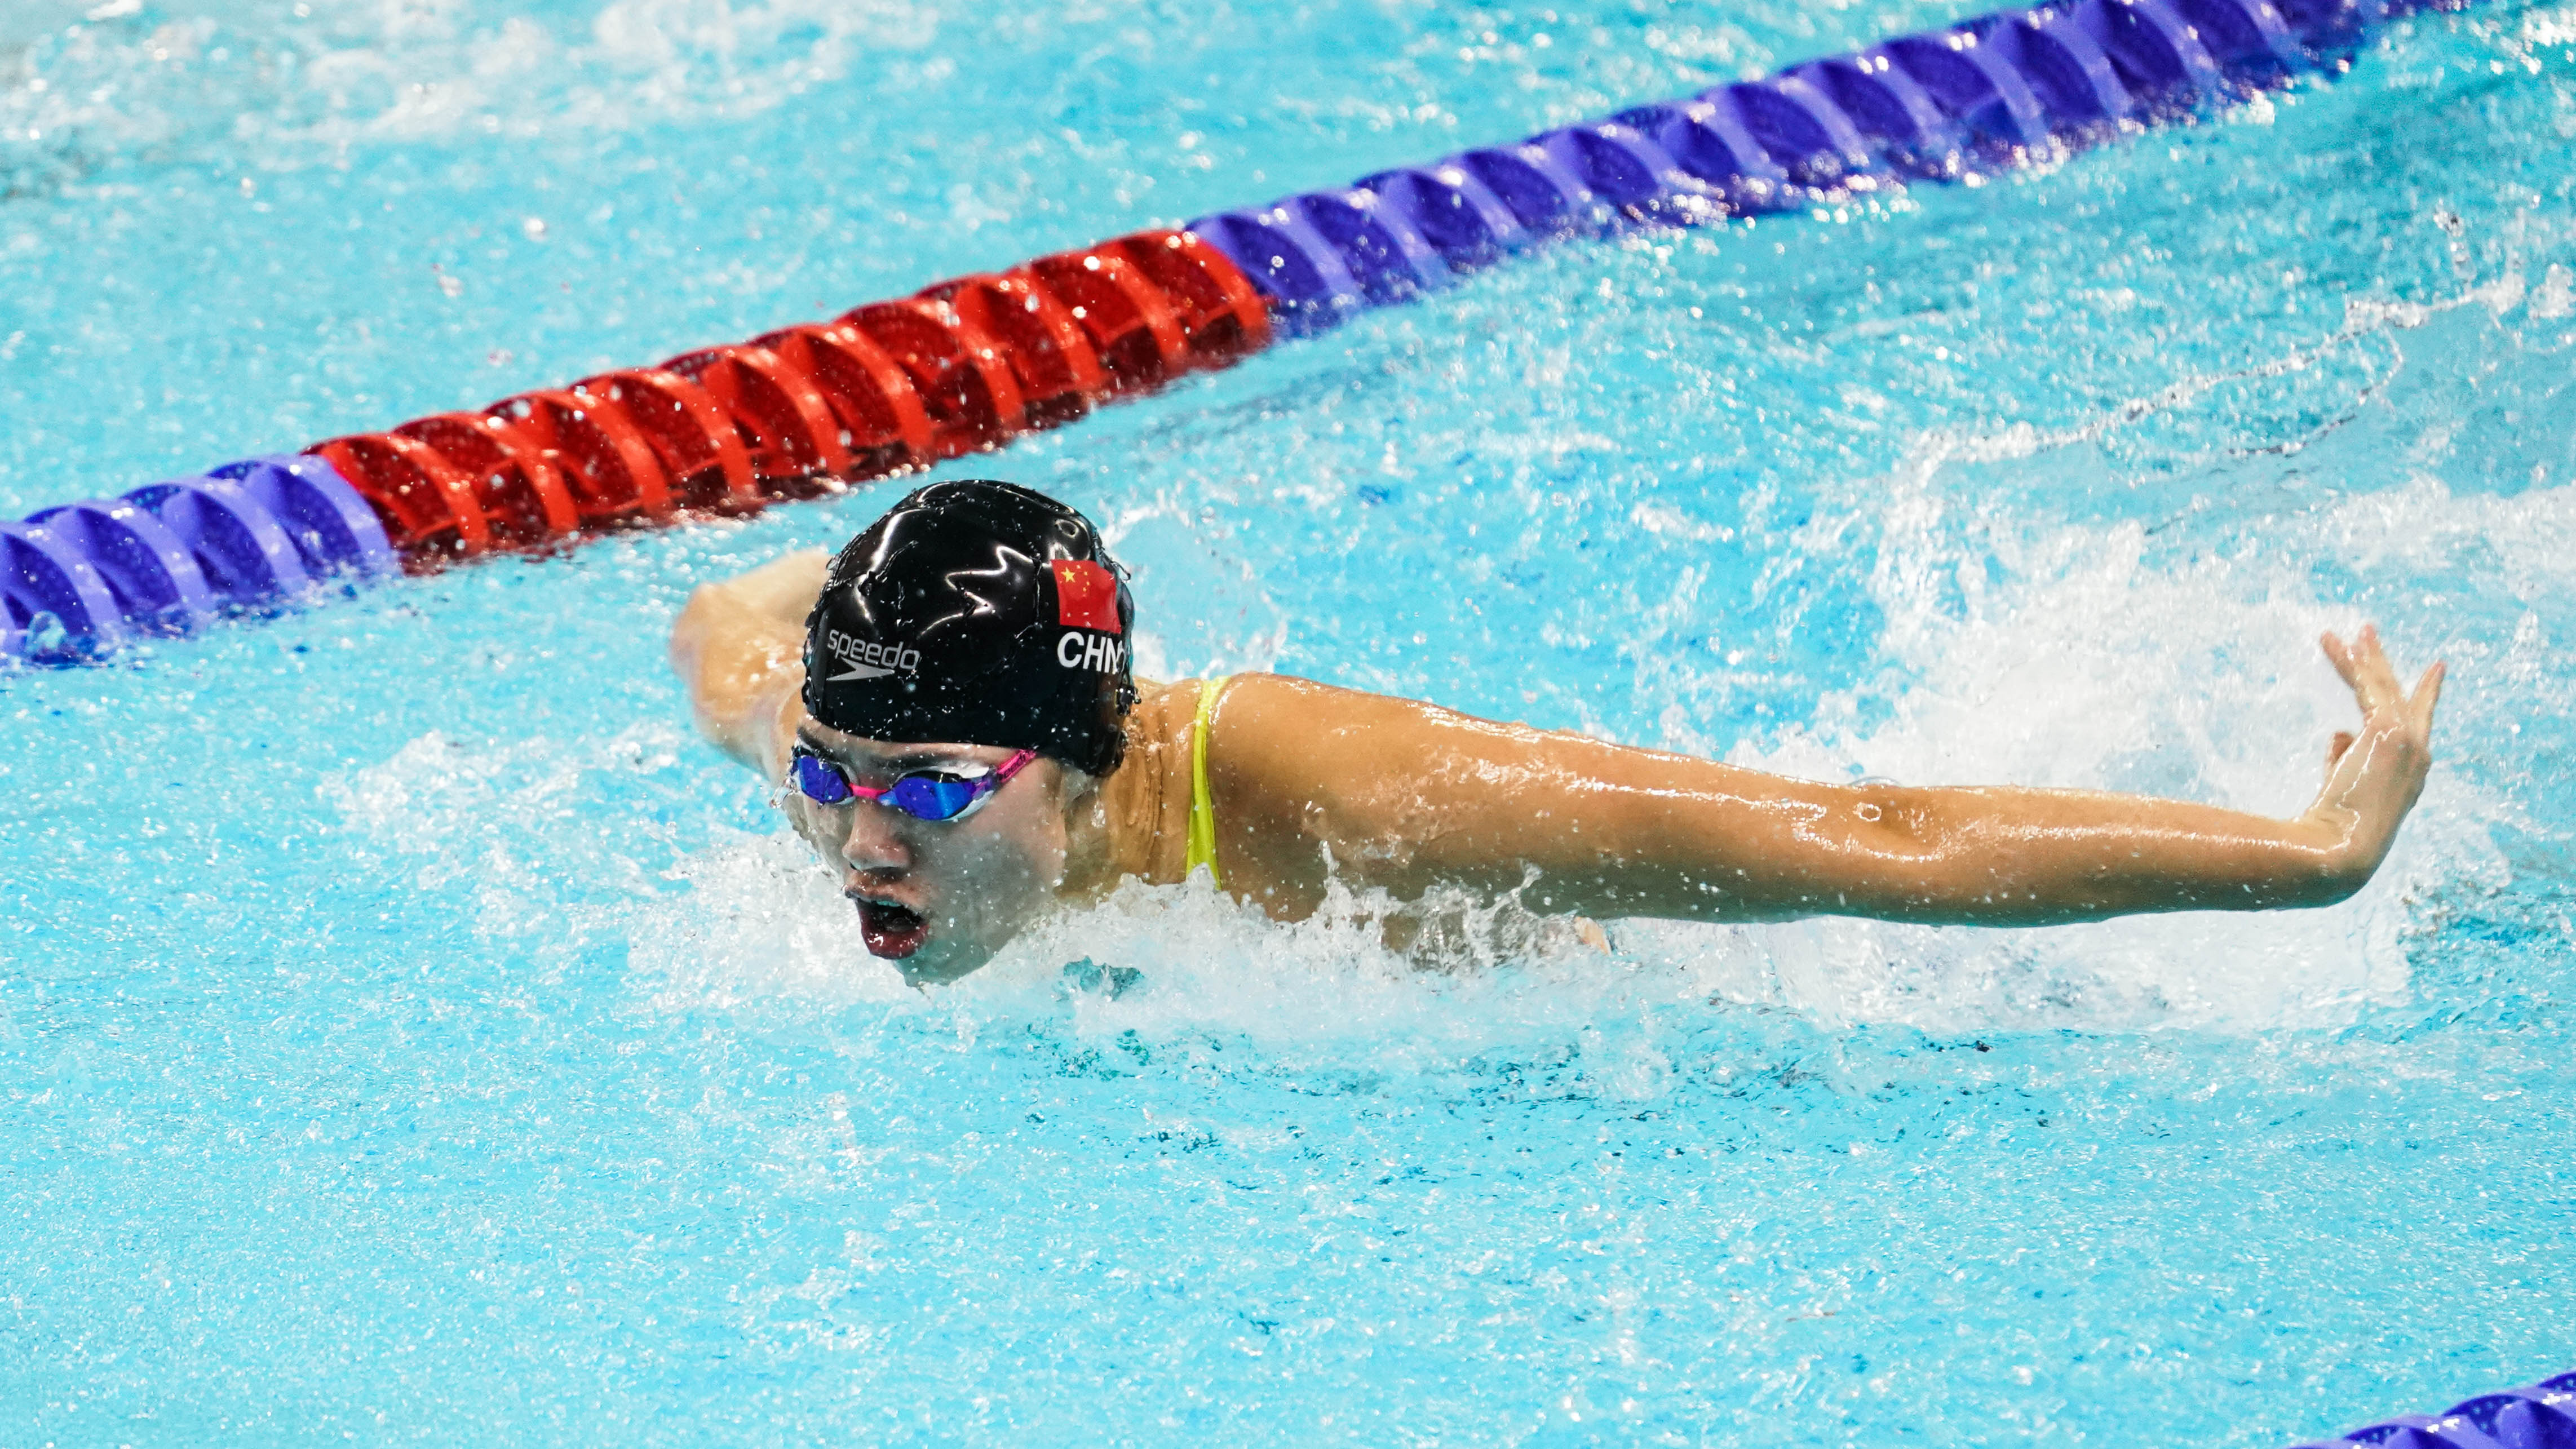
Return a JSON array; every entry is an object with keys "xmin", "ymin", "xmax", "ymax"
[{"xmin": 670, "ymin": 479, "xmax": 2445, "ymax": 985}]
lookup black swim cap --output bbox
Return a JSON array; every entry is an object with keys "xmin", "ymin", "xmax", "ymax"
[{"xmin": 802, "ymin": 480, "xmax": 1136, "ymax": 776}]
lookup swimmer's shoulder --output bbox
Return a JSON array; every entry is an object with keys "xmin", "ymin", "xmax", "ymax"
[{"xmin": 1103, "ymin": 672, "xmax": 1312, "ymax": 885}]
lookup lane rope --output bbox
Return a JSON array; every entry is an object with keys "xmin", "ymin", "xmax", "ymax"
[
  {"xmin": 2292, "ymin": 1371, "xmax": 2576, "ymax": 1448},
  {"xmin": 0, "ymin": 0, "xmax": 2468, "ymax": 671}
]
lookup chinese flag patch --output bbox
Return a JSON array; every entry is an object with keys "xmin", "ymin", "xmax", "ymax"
[{"xmin": 1051, "ymin": 559, "xmax": 1121, "ymax": 635}]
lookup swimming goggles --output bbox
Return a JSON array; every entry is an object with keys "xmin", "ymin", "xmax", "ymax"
[{"xmin": 790, "ymin": 745, "xmax": 1037, "ymax": 823}]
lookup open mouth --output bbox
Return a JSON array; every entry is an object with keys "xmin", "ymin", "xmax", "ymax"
[{"xmin": 855, "ymin": 896, "xmax": 931, "ymax": 960}]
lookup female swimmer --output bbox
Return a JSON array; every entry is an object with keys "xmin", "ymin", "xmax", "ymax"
[{"xmin": 669, "ymin": 480, "xmax": 2444, "ymax": 985}]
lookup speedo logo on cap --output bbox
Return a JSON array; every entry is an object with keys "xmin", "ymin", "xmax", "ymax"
[
  {"xmin": 823, "ymin": 627, "xmax": 919, "ymax": 682},
  {"xmin": 1051, "ymin": 559, "xmax": 1123, "ymax": 674}
]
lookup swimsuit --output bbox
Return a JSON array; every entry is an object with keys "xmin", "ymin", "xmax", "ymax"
[{"xmin": 1186, "ymin": 675, "xmax": 1230, "ymax": 885}]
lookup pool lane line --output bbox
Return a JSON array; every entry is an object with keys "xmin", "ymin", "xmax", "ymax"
[
  {"xmin": 1, "ymin": 0, "xmax": 2475, "ymax": 662},
  {"xmin": 2291, "ymin": 1370, "xmax": 2576, "ymax": 1448}
]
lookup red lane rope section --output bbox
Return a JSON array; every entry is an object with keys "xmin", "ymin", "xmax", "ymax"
[{"xmin": 315, "ymin": 228, "xmax": 1269, "ymax": 569}]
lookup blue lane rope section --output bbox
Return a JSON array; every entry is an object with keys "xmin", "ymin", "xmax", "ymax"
[
  {"xmin": 1185, "ymin": 0, "xmax": 2436, "ymax": 327},
  {"xmin": 2293, "ymin": 1371, "xmax": 2576, "ymax": 1448},
  {"xmin": 1, "ymin": 458, "xmax": 393, "ymax": 661}
]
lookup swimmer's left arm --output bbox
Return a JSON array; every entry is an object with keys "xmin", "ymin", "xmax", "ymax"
[
  {"xmin": 1210, "ymin": 628, "xmax": 2444, "ymax": 927},
  {"xmin": 669, "ymin": 550, "xmax": 829, "ymax": 776}
]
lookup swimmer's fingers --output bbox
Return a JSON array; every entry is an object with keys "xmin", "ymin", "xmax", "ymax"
[
  {"xmin": 2350, "ymin": 624, "xmax": 2406, "ymax": 715},
  {"xmin": 2303, "ymin": 633, "xmax": 2439, "ymax": 868},
  {"xmin": 2322, "ymin": 624, "xmax": 2406, "ymax": 719},
  {"xmin": 2321, "ymin": 630, "xmax": 2362, "ymax": 698},
  {"xmin": 2409, "ymin": 660, "xmax": 2447, "ymax": 739}
]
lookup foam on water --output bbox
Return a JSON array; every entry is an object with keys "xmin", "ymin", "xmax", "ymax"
[{"xmin": 3, "ymin": 0, "xmax": 939, "ymax": 171}]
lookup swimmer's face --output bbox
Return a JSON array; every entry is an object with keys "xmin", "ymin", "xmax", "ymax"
[{"xmin": 784, "ymin": 718, "xmax": 1077, "ymax": 987}]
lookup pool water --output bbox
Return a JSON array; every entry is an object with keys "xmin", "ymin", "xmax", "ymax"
[{"xmin": 6, "ymin": 0, "xmax": 2576, "ymax": 1442}]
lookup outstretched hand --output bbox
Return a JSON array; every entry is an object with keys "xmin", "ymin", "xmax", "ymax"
[{"xmin": 2305, "ymin": 624, "xmax": 2444, "ymax": 884}]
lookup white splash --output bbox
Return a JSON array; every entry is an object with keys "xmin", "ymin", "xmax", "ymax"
[{"xmin": 1, "ymin": 0, "xmax": 945, "ymax": 175}]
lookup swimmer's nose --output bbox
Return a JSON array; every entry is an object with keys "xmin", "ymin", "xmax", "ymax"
[{"xmin": 833, "ymin": 800, "xmax": 913, "ymax": 877}]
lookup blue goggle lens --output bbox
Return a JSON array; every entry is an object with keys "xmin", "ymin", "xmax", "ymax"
[
  {"xmin": 794, "ymin": 751, "xmax": 855, "ymax": 805},
  {"xmin": 886, "ymin": 774, "xmax": 983, "ymax": 821}
]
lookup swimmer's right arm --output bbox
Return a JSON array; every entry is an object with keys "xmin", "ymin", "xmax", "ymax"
[{"xmin": 669, "ymin": 549, "xmax": 829, "ymax": 776}]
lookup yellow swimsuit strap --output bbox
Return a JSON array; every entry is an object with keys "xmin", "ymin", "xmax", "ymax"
[{"xmin": 1185, "ymin": 675, "xmax": 1231, "ymax": 885}]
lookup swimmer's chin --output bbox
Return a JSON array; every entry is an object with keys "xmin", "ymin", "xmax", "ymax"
[
  {"xmin": 883, "ymin": 934, "xmax": 1002, "ymax": 989},
  {"xmin": 869, "ymin": 896, "xmax": 1072, "ymax": 989}
]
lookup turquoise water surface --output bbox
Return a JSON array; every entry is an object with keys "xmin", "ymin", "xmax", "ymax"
[{"xmin": 5, "ymin": 0, "xmax": 2575, "ymax": 1442}]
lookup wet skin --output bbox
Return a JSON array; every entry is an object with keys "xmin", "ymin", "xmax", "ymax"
[{"xmin": 672, "ymin": 548, "xmax": 2445, "ymax": 982}]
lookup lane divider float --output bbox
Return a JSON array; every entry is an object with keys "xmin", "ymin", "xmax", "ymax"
[
  {"xmin": 4, "ymin": 0, "xmax": 2455, "ymax": 667},
  {"xmin": 2293, "ymin": 1370, "xmax": 2576, "ymax": 1448}
]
